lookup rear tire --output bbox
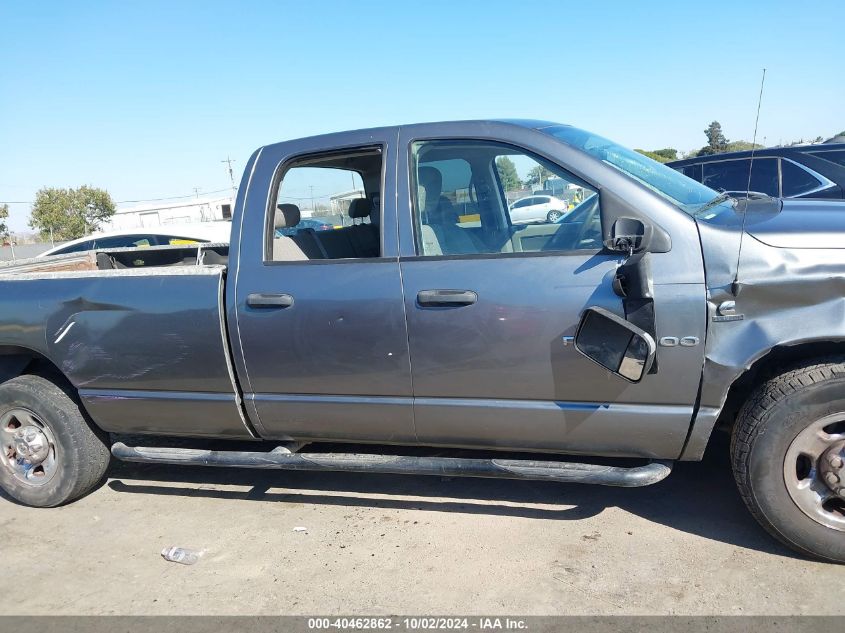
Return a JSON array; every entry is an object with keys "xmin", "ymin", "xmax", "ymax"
[
  {"xmin": 546, "ymin": 210, "xmax": 564, "ymax": 222},
  {"xmin": 0, "ymin": 374, "xmax": 110, "ymax": 507},
  {"xmin": 732, "ymin": 359, "xmax": 845, "ymax": 563}
]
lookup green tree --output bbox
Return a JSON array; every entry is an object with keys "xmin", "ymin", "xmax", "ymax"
[
  {"xmin": 725, "ymin": 140, "xmax": 764, "ymax": 152},
  {"xmin": 0, "ymin": 203, "xmax": 8, "ymax": 238},
  {"xmin": 495, "ymin": 156, "xmax": 521, "ymax": 191},
  {"xmin": 634, "ymin": 149, "xmax": 676, "ymax": 163},
  {"xmin": 697, "ymin": 121, "xmax": 729, "ymax": 156},
  {"xmin": 29, "ymin": 186, "xmax": 116, "ymax": 241},
  {"xmin": 525, "ymin": 164, "xmax": 554, "ymax": 188}
]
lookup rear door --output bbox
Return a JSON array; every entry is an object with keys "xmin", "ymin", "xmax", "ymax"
[
  {"xmin": 395, "ymin": 123, "xmax": 707, "ymax": 459},
  {"xmin": 231, "ymin": 128, "xmax": 416, "ymax": 443}
]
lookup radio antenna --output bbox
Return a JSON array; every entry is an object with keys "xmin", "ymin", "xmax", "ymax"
[{"xmin": 732, "ymin": 67, "xmax": 766, "ymax": 295}]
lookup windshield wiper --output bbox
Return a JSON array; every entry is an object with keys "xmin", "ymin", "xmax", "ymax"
[{"xmin": 695, "ymin": 192, "xmax": 734, "ymax": 215}]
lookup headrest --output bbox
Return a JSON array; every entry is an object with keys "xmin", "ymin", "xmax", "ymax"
[
  {"xmin": 275, "ymin": 204, "xmax": 301, "ymax": 229},
  {"xmin": 417, "ymin": 166, "xmax": 442, "ymax": 213},
  {"xmin": 348, "ymin": 198, "xmax": 372, "ymax": 219}
]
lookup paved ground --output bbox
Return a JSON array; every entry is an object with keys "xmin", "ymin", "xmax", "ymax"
[
  {"xmin": 0, "ymin": 436, "xmax": 841, "ymax": 615},
  {"xmin": 0, "ymin": 243, "xmax": 52, "ymax": 261}
]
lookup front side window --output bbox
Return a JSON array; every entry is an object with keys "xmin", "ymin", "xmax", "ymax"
[
  {"xmin": 269, "ymin": 148, "xmax": 383, "ymax": 261},
  {"xmin": 701, "ymin": 158, "xmax": 779, "ymax": 196},
  {"xmin": 411, "ymin": 140, "xmax": 601, "ymax": 257}
]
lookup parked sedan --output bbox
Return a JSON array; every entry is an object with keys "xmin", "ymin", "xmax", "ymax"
[
  {"xmin": 275, "ymin": 217, "xmax": 335, "ymax": 237},
  {"xmin": 509, "ymin": 194, "xmax": 569, "ymax": 224},
  {"xmin": 667, "ymin": 143, "xmax": 845, "ymax": 200},
  {"xmin": 38, "ymin": 222, "xmax": 232, "ymax": 257}
]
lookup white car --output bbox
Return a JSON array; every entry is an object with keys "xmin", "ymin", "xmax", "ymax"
[
  {"xmin": 38, "ymin": 222, "xmax": 232, "ymax": 257},
  {"xmin": 508, "ymin": 195, "xmax": 569, "ymax": 224}
]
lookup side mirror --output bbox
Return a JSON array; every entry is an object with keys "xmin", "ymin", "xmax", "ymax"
[
  {"xmin": 574, "ymin": 307, "xmax": 656, "ymax": 383},
  {"xmin": 604, "ymin": 217, "xmax": 653, "ymax": 255}
]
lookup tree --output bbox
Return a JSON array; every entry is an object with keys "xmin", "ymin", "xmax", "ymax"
[
  {"xmin": 495, "ymin": 156, "xmax": 521, "ymax": 191},
  {"xmin": 0, "ymin": 204, "xmax": 8, "ymax": 238},
  {"xmin": 525, "ymin": 164, "xmax": 554, "ymax": 188},
  {"xmin": 725, "ymin": 140, "xmax": 764, "ymax": 152},
  {"xmin": 697, "ymin": 121, "xmax": 729, "ymax": 156},
  {"xmin": 29, "ymin": 186, "xmax": 116, "ymax": 241},
  {"xmin": 634, "ymin": 148, "xmax": 677, "ymax": 163}
]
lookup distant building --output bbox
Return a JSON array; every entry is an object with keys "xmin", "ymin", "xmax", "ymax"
[
  {"xmin": 329, "ymin": 189, "xmax": 365, "ymax": 216},
  {"xmin": 103, "ymin": 195, "xmax": 235, "ymax": 231}
]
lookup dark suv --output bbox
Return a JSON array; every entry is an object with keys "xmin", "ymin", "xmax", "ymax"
[{"xmin": 668, "ymin": 143, "xmax": 845, "ymax": 199}]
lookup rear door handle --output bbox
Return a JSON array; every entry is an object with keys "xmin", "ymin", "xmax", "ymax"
[
  {"xmin": 417, "ymin": 289, "xmax": 478, "ymax": 307},
  {"xmin": 247, "ymin": 293, "xmax": 294, "ymax": 308}
]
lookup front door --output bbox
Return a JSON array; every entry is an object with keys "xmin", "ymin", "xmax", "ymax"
[
  {"xmin": 232, "ymin": 128, "xmax": 416, "ymax": 443},
  {"xmin": 396, "ymin": 128, "xmax": 706, "ymax": 458}
]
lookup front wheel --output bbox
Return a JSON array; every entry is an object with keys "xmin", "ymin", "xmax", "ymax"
[
  {"xmin": 732, "ymin": 359, "xmax": 845, "ymax": 563},
  {"xmin": 0, "ymin": 374, "xmax": 110, "ymax": 507}
]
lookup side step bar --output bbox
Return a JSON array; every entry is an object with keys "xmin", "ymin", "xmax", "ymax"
[{"xmin": 111, "ymin": 442, "xmax": 673, "ymax": 488}]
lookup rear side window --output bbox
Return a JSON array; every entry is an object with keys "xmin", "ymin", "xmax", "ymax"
[
  {"xmin": 269, "ymin": 147, "xmax": 384, "ymax": 261},
  {"xmin": 780, "ymin": 160, "xmax": 823, "ymax": 197},
  {"xmin": 701, "ymin": 158, "xmax": 778, "ymax": 196},
  {"xmin": 93, "ymin": 235, "xmax": 155, "ymax": 249}
]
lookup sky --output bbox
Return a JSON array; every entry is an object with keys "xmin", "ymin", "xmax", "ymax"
[{"xmin": 2, "ymin": 0, "xmax": 843, "ymax": 232}]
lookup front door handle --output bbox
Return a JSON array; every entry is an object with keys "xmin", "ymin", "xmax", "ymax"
[
  {"xmin": 247, "ymin": 293, "xmax": 294, "ymax": 308},
  {"xmin": 417, "ymin": 289, "xmax": 478, "ymax": 307}
]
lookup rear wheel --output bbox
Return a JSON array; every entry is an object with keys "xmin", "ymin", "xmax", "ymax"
[
  {"xmin": 0, "ymin": 375, "xmax": 110, "ymax": 507},
  {"xmin": 546, "ymin": 209, "xmax": 564, "ymax": 222},
  {"xmin": 732, "ymin": 360, "xmax": 845, "ymax": 563}
]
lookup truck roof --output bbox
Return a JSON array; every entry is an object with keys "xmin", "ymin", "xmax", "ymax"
[{"xmin": 261, "ymin": 119, "xmax": 566, "ymax": 151}]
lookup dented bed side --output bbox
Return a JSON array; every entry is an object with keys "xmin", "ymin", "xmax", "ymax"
[{"xmin": 0, "ymin": 264, "xmax": 253, "ymax": 438}]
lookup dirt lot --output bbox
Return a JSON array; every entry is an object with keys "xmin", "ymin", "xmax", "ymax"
[{"xmin": 0, "ymin": 436, "xmax": 841, "ymax": 615}]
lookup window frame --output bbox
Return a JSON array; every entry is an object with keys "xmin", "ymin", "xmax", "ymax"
[
  {"xmin": 263, "ymin": 144, "xmax": 386, "ymax": 265},
  {"xmin": 407, "ymin": 138, "xmax": 604, "ymax": 260}
]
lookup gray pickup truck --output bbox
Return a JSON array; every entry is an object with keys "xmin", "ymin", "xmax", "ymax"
[{"xmin": 2, "ymin": 120, "xmax": 844, "ymax": 563}]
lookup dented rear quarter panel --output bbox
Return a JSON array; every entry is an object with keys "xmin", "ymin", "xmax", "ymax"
[{"xmin": 0, "ymin": 266, "xmax": 250, "ymax": 438}]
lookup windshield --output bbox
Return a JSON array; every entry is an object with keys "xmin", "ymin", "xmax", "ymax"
[{"xmin": 543, "ymin": 125, "xmax": 724, "ymax": 215}]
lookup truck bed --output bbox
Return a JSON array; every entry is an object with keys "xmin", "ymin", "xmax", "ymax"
[
  {"xmin": 0, "ymin": 242, "xmax": 229, "ymax": 275},
  {"xmin": 0, "ymin": 242, "xmax": 250, "ymax": 439}
]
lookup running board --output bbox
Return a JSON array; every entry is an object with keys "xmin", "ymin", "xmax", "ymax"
[{"xmin": 111, "ymin": 442, "xmax": 673, "ymax": 488}]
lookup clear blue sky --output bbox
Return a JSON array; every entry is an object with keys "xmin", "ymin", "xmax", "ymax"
[{"xmin": 2, "ymin": 0, "xmax": 843, "ymax": 232}]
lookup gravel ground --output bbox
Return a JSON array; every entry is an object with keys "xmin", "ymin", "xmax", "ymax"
[{"xmin": 0, "ymin": 436, "xmax": 841, "ymax": 615}]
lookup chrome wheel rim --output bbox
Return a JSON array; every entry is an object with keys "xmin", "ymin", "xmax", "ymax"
[
  {"xmin": 783, "ymin": 413, "xmax": 845, "ymax": 531},
  {"xmin": 547, "ymin": 210, "xmax": 563, "ymax": 222},
  {"xmin": 0, "ymin": 408, "xmax": 59, "ymax": 487}
]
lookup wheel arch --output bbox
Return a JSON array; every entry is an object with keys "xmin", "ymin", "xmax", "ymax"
[
  {"xmin": 683, "ymin": 339, "xmax": 845, "ymax": 460},
  {"xmin": 0, "ymin": 345, "xmax": 72, "ymax": 389}
]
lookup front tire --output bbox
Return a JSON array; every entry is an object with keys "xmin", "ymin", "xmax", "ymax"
[
  {"xmin": 732, "ymin": 359, "xmax": 845, "ymax": 563},
  {"xmin": 0, "ymin": 374, "xmax": 110, "ymax": 507}
]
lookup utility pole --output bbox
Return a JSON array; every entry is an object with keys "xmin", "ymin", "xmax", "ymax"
[
  {"xmin": 193, "ymin": 187, "xmax": 200, "ymax": 199},
  {"xmin": 221, "ymin": 157, "xmax": 237, "ymax": 199},
  {"xmin": 309, "ymin": 185, "xmax": 316, "ymax": 215}
]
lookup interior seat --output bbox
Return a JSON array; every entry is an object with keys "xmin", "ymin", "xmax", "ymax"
[
  {"xmin": 345, "ymin": 198, "xmax": 379, "ymax": 258},
  {"xmin": 272, "ymin": 204, "xmax": 325, "ymax": 260},
  {"xmin": 417, "ymin": 166, "xmax": 480, "ymax": 255}
]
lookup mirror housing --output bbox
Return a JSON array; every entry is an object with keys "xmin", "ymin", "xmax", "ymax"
[
  {"xmin": 574, "ymin": 307, "xmax": 656, "ymax": 383},
  {"xmin": 604, "ymin": 217, "xmax": 652, "ymax": 254}
]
